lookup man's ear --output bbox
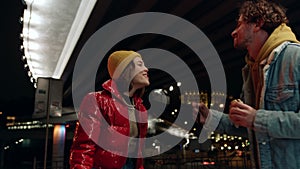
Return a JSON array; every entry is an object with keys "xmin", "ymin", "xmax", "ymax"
[{"xmin": 254, "ymin": 19, "xmax": 264, "ymax": 32}]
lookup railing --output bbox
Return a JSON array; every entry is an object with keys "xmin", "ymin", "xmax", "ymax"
[
  {"xmin": 9, "ymin": 154, "xmax": 250, "ymax": 169},
  {"xmin": 34, "ymin": 160, "xmax": 70, "ymax": 169},
  {"xmin": 144, "ymin": 154, "xmax": 251, "ymax": 169}
]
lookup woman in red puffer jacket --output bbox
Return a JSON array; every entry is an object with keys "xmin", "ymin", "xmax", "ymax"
[{"xmin": 69, "ymin": 50, "xmax": 149, "ymax": 169}]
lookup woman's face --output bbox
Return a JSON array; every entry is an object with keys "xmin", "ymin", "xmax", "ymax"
[{"xmin": 130, "ymin": 57, "xmax": 149, "ymax": 89}]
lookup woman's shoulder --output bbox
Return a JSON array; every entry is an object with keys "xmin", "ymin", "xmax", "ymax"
[{"xmin": 83, "ymin": 90, "xmax": 112, "ymax": 102}]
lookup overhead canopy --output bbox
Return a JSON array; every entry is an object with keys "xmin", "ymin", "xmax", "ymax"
[{"xmin": 22, "ymin": 0, "xmax": 97, "ymax": 83}]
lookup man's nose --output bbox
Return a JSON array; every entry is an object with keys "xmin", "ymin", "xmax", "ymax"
[{"xmin": 231, "ymin": 29, "xmax": 237, "ymax": 38}]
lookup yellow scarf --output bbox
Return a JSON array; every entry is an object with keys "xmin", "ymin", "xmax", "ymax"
[{"xmin": 246, "ymin": 23, "xmax": 299, "ymax": 108}]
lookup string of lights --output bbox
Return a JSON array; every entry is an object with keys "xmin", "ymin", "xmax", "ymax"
[{"xmin": 20, "ymin": 0, "xmax": 37, "ymax": 88}]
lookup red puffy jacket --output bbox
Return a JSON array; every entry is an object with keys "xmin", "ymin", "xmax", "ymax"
[{"xmin": 69, "ymin": 80, "xmax": 148, "ymax": 169}]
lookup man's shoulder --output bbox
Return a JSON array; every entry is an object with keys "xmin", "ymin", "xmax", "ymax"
[
  {"xmin": 283, "ymin": 42, "xmax": 300, "ymax": 56},
  {"xmin": 285, "ymin": 42, "xmax": 300, "ymax": 50},
  {"xmin": 275, "ymin": 41, "xmax": 300, "ymax": 57},
  {"xmin": 279, "ymin": 42, "xmax": 300, "ymax": 64}
]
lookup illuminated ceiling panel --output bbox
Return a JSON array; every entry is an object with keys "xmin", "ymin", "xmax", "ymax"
[{"xmin": 22, "ymin": 0, "xmax": 97, "ymax": 83}]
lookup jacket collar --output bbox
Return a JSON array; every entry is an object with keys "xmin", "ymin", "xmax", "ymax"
[
  {"xmin": 255, "ymin": 23, "xmax": 299, "ymax": 65},
  {"xmin": 102, "ymin": 79, "xmax": 123, "ymax": 101},
  {"xmin": 102, "ymin": 79, "xmax": 143, "ymax": 106},
  {"xmin": 245, "ymin": 23, "xmax": 299, "ymax": 67}
]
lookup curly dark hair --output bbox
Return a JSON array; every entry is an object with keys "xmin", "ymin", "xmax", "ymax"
[{"xmin": 239, "ymin": 0, "xmax": 288, "ymax": 34}]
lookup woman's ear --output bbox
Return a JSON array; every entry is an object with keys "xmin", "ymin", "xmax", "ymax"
[{"xmin": 120, "ymin": 63, "xmax": 134, "ymax": 86}]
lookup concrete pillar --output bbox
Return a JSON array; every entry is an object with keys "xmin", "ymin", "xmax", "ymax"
[{"xmin": 52, "ymin": 124, "xmax": 66, "ymax": 168}]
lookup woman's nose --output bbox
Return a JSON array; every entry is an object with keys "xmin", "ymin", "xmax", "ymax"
[{"xmin": 144, "ymin": 66, "xmax": 148, "ymax": 72}]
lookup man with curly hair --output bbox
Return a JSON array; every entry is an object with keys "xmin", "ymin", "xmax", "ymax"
[{"xmin": 193, "ymin": 1, "xmax": 300, "ymax": 168}]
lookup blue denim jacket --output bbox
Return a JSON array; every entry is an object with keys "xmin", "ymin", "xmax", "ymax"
[
  {"xmin": 205, "ymin": 42, "xmax": 300, "ymax": 169},
  {"xmin": 253, "ymin": 41, "xmax": 300, "ymax": 169}
]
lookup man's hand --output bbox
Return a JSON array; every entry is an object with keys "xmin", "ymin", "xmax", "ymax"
[
  {"xmin": 192, "ymin": 102, "xmax": 209, "ymax": 124},
  {"xmin": 229, "ymin": 100, "xmax": 257, "ymax": 129}
]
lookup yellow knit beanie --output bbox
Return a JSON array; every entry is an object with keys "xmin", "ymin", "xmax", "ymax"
[{"xmin": 107, "ymin": 50, "xmax": 141, "ymax": 79}]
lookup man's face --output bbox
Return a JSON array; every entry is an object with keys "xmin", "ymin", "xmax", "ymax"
[
  {"xmin": 231, "ymin": 15, "xmax": 254, "ymax": 49},
  {"xmin": 130, "ymin": 57, "xmax": 150, "ymax": 89}
]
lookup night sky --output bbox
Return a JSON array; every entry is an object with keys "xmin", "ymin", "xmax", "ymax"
[
  {"xmin": 1, "ymin": 0, "xmax": 299, "ymax": 118},
  {"xmin": 0, "ymin": 1, "xmax": 35, "ymax": 116}
]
